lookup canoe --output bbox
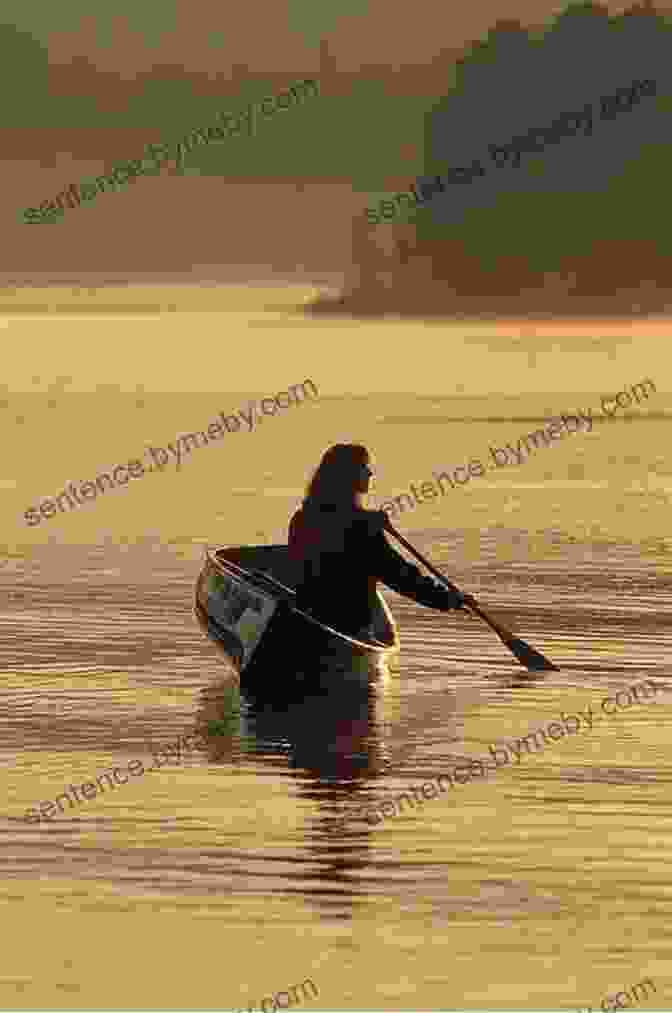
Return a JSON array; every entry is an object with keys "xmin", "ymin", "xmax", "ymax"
[{"xmin": 194, "ymin": 544, "xmax": 400, "ymax": 693}]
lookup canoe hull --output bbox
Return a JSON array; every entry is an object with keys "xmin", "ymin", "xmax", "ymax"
[{"xmin": 194, "ymin": 545, "xmax": 400, "ymax": 694}]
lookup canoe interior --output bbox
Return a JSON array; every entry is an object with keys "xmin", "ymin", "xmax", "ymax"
[
  {"xmin": 214, "ymin": 545, "xmax": 398, "ymax": 649},
  {"xmin": 215, "ymin": 545, "xmax": 301, "ymax": 592}
]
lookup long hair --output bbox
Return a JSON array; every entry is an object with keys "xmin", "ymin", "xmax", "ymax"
[{"xmin": 303, "ymin": 443, "xmax": 369, "ymax": 511}]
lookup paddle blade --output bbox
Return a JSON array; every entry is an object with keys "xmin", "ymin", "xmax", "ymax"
[{"xmin": 506, "ymin": 637, "xmax": 559, "ymax": 672}]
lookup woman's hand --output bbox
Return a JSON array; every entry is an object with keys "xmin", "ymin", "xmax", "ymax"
[{"xmin": 439, "ymin": 588, "xmax": 479, "ymax": 611}]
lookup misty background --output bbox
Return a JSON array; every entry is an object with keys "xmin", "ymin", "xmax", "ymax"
[{"xmin": 6, "ymin": 0, "xmax": 672, "ymax": 294}]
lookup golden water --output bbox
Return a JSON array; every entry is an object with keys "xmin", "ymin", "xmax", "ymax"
[{"xmin": 2, "ymin": 284, "xmax": 672, "ymax": 1010}]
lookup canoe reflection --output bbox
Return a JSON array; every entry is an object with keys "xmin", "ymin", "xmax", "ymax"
[
  {"xmin": 195, "ymin": 670, "xmax": 399, "ymax": 830},
  {"xmin": 190, "ymin": 668, "xmax": 464, "ymax": 917},
  {"xmin": 243, "ymin": 680, "xmax": 393, "ymax": 780}
]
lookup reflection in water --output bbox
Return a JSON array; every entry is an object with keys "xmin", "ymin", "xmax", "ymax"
[
  {"xmin": 196, "ymin": 675, "xmax": 243, "ymax": 765},
  {"xmin": 485, "ymin": 669, "xmax": 550, "ymax": 690},
  {"xmin": 196, "ymin": 664, "xmax": 401, "ymax": 918}
]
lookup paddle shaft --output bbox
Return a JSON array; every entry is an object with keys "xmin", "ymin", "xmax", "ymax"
[{"xmin": 384, "ymin": 522, "xmax": 518, "ymax": 644}]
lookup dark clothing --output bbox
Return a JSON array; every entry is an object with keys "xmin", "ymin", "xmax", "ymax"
[{"xmin": 288, "ymin": 503, "xmax": 463, "ymax": 636}]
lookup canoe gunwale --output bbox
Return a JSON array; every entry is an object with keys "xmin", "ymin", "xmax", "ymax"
[{"xmin": 203, "ymin": 547, "xmax": 400, "ymax": 657}]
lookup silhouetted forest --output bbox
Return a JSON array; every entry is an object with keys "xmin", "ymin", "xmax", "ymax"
[
  {"xmin": 8, "ymin": 2, "xmax": 672, "ymax": 307},
  {"xmin": 315, "ymin": 0, "xmax": 672, "ymax": 317}
]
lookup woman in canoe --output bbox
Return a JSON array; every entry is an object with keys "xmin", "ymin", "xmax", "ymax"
[{"xmin": 288, "ymin": 443, "xmax": 476, "ymax": 639}]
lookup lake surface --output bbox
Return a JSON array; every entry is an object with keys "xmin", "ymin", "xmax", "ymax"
[{"xmin": 2, "ymin": 284, "xmax": 671, "ymax": 1011}]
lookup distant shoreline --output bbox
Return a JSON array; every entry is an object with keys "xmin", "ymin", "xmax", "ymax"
[
  {"xmin": 306, "ymin": 285, "xmax": 672, "ymax": 322},
  {"xmin": 2, "ymin": 278, "xmax": 672, "ymax": 332},
  {"xmin": 0, "ymin": 272, "xmax": 346, "ymax": 290},
  {"xmin": 0, "ymin": 275, "xmax": 345, "ymax": 313}
]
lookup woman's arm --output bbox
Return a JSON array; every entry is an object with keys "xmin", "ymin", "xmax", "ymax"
[{"xmin": 366, "ymin": 521, "xmax": 465, "ymax": 611}]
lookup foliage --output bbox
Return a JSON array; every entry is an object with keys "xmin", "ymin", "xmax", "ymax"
[{"xmin": 407, "ymin": 1, "xmax": 672, "ymax": 279}]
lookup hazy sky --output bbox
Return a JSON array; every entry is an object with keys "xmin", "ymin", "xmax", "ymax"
[
  {"xmin": 12, "ymin": 0, "xmax": 664, "ymax": 71},
  {"xmin": 7, "ymin": 0, "xmax": 671, "ymax": 306}
]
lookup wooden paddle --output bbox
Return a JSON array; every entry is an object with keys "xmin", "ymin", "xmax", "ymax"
[{"xmin": 383, "ymin": 519, "xmax": 559, "ymax": 673}]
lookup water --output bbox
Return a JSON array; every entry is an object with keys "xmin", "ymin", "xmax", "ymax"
[{"xmin": 2, "ymin": 284, "xmax": 672, "ymax": 1010}]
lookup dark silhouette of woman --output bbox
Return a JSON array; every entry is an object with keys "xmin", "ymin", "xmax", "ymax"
[{"xmin": 288, "ymin": 444, "xmax": 474, "ymax": 639}]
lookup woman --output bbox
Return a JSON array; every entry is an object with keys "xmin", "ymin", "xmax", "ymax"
[{"xmin": 288, "ymin": 444, "xmax": 475, "ymax": 639}]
